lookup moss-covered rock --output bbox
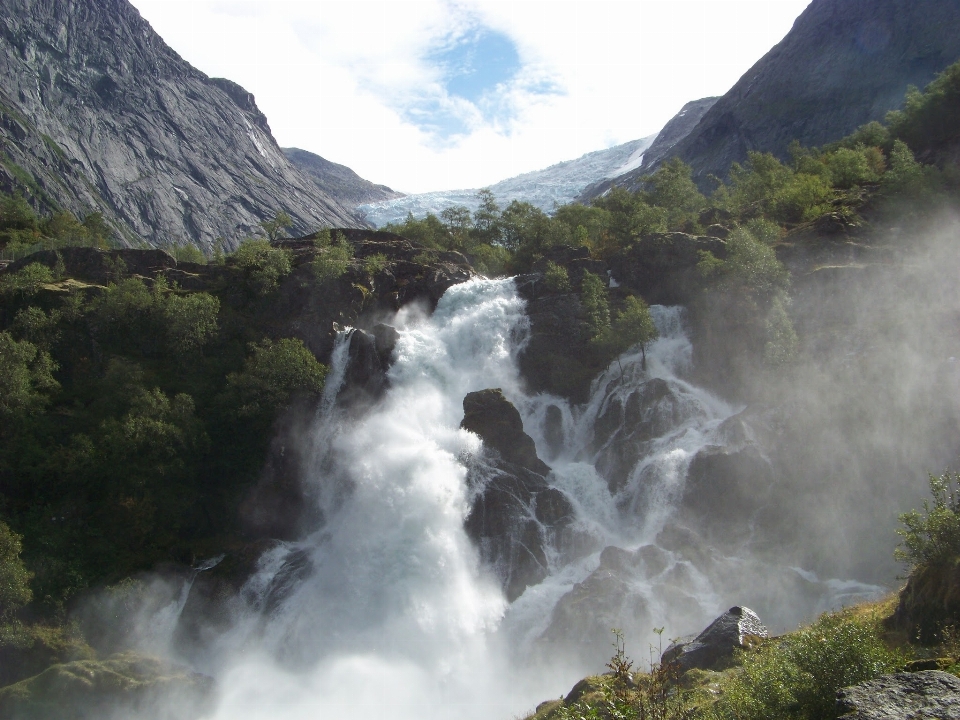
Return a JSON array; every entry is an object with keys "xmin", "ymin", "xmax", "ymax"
[{"xmin": 0, "ymin": 652, "xmax": 213, "ymax": 720}]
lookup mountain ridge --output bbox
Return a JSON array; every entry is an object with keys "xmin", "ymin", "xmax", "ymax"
[{"xmin": 0, "ymin": 0, "xmax": 372, "ymax": 249}]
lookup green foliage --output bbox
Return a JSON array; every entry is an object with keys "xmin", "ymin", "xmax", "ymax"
[
  {"xmin": 772, "ymin": 173, "xmax": 834, "ymax": 223},
  {"xmin": 698, "ymin": 227, "xmax": 788, "ymax": 299},
  {"xmin": 882, "ymin": 140, "xmax": 925, "ymax": 193},
  {"xmin": 896, "ymin": 471, "xmax": 960, "ymax": 570},
  {"xmin": 470, "ymin": 243, "xmax": 511, "ymax": 277},
  {"xmin": 313, "ymin": 243, "xmax": 353, "ymax": 283},
  {"xmin": 580, "ymin": 271, "xmax": 610, "ymax": 339},
  {"xmin": 885, "ymin": 61, "xmax": 960, "ymax": 153},
  {"xmin": 0, "ymin": 263, "xmax": 54, "ymax": 298},
  {"xmin": 743, "ymin": 217, "xmax": 781, "ymax": 245},
  {"xmin": 440, "ymin": 206, "xmax": 473, "ymax": 249},
  {"xmin": 824, "ymin": 147, "xmax": 882, "ymax": 189},
  {"xmin": 260, "ymin": 210, "xmax": 293, "ymax": 241},
  {"xmin": 554, "ymin": 630, "xmax": 697, "ymax": 720},
  {"xmin": 230, "ymin": 239, "xmax": 292, "ymax": 295},
  {"xmin": 641, "ymin": 158, "xmax": 707, "ymax": 228},
  {"xmin": 764, "ymin": 296, "xmax": 799, "ymax": 366},
  {"xmin": 596, "ymin": 295, "xmax": 660, "ymax": 365},
  {"xmin": 0, "ymin": 331, "xmax": 58, "ymax": 418},
  {"xmin": 169, "ymin": 243, "xmax": 207, "ymax": 264},
  {"xmin": 161, "ymin": 292, "xmax": 220, "ymax": 356},
  {"xmin": 543, "ymin": 261, "xmax": 571, "ymax": 292},
  {"xmin": 727, "ymin": 152, "xmax": 793, "ymax": 215},
  {"xmin": 0, "ymin": 522, "xmax": 32, "ymax": 619},
  {"xmin": 362, "ymin": 253, "xmax": 390, "ymax": 276},
  {"xmin": 713, "ymin": 610, "xmax": 904, "ymax": 720},
  {"xmin": 227, "ymin": 338, "xmax": 327, "ymax": 417}
]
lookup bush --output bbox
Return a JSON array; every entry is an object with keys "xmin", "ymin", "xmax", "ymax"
[
  {"xmin": 713, "ymin": 610, "xmax": 904, "ymax": 720},
  {"xmin": 362, "ymin": 253, "xmax": 390, "ymax": 275},
  {"xmin": 896, "ymin": 471, "xmax": 960, "ymax": 570},
  {"xmin": 230, "ymin": 239, "xmax": 292, "ymax": 295},
  {"xmin": 0, "ymin": 522, "xmax": 32, "ymax": 620},
  {"xmin": 0, "ymin": 331, "xmax": 58, "ymax": 418},
  {"xmin": 543, "ymin": 261, "xmax": 571, "ymax": 292},
  {"xmin": 227, "ymin": 338, "xmax": 327, "ymax": 417},
  {"xmin": 580, "ymin": 271, "xmax": 610, "ymax": 338},
  {"xmin": 0, "ymin": 263, "xmax": 54, "ymax": 298},
  {"xmin": 161, "ymin": 292, "xmax": 220, "ymax": 355},
  {"xmin": 772, "ymin": 173, "xmax": 834, "ymax": 222},
  {"xmin": 313, "ymin": 244, "xmax": 353, "ymax": 283}
]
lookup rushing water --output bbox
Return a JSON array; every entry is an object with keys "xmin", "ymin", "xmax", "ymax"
[{"xmin": 138, "ymin": 277, "xmax": 882, "ymax": 719}]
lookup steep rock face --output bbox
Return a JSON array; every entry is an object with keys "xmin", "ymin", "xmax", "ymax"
[
  {"xmin": 461, "ymin": 389, "xmax": 585, "ymax": 601},
  {"xmin": 579, "ymin": 97, "xmax": 719, "ymax": 200},
  {"xmin": 0, "ymin": 0, "xmax": 367, "ymax": 249},
  {"xmin": 283, "ymin": 147, "xmax": 403, "ymax": 207},
  {"xmin": 629, "ymin": 0, "xmax": 960, "ymax": 186}
]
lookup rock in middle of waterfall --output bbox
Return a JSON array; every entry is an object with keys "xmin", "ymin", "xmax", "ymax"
[{"xmin": 460, "ymin": 389, "xmax": 585, "ymax": 601}]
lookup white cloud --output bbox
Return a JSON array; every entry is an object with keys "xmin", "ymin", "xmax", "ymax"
[{"xmin": 129, "ymin": 0, "xmax": 810, "ymax": 193}]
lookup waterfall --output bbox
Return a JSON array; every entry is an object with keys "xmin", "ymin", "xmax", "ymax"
[{"xmin": 145, "ymin": 277, "xmax": 883, "ymax": 718}]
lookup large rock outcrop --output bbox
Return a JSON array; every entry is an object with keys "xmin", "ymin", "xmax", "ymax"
[
  {"xmin": 661, "ymin": 605, "xmax": 767, "ymax": 672},
  {"xmin": 0, "ymin": 0, "xmax": 369, "ymax": 249},
  {"xmin": 461, "ymin": 389, "xmax": 586, "ymax": 601}
]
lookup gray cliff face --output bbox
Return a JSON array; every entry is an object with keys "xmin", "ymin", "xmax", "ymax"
[
  {"xmin": 578, "ymin": 97, "xmax": 718, "ymax": 200},
  {"xmin": 624, "ymin": 0, "xmax": 960, "ymax": 188},
  {"xmin": 0, "ymin": 0, "xmax": 367, "ymax": 249},
  {"xmin": 283, "ymin": 148, "xmax": 403, "ymax": 208}
]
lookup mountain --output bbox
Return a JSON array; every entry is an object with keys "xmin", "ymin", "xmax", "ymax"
[
  {"xmin": 578, "ymin": 97, "xmax": 718, "ymax": 200},
  {"xmin": 0, "ymin": 0, "xmax": 370, "ymax": 250},
  {"xmin": 357, "ymin": 135, "xmax": 656, "ymax": 227},
  {"xmin": 283, "ymin": 148, "xmax": 403, "ymax": 207},
  {"xmin": 605, "ymin": 0, "xmax": 960, "ymax": 190}
]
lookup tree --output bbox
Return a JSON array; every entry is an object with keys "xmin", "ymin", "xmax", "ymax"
[
  {"xmin": 610, "ymin": 295, "xmax": 659, "ymax": 369},
  {"xmin": 472, "ymin": 189, "xmax": 501, "ymax": 245},
  {"xmin": 161, "ymin": 292, "xmax": 220, "ymax": 355},
  {"xmin": 580, "ymin": 271, "xmax": 610, "ymax": 338},
  {"xmin": 641, "ymin": 158, "xmax": 706, "ymax": 228},
  {"xmin": 227, "ymin": 338, "xmax": 327, "ymax": 417},
  {"xmin": 260, "ymin": 210, "xmax": 293, "ymax": 241},
  {"xmin": 0, "ymin": 331, "xmax": 59, "ymax": 418},
  {"xmin": 230, "ymin": 239, "xmax": 293, "ymax": 295},
  {"xmin": 0, "ymin": 521, "xmax": 32, "ymax": 619}
]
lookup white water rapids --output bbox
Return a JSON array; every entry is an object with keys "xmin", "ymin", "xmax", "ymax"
[{"xmin": 140, "ymin": 277, "xmax": 883, "ymax": 719}]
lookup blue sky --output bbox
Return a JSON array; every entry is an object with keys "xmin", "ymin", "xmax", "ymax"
[{"xmin": 129, "ymin": 0, "xmax": 811, "ymax": 193}]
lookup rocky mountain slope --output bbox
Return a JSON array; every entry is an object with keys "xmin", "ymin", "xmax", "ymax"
[
  {"xmin": 358, "ymin": 135, "xmax": 655, "ymax": 226},
  {"xmin": 578, "ymin": 97, "xmax": 718, "ymax": 200},
  {"xmin": 283, "ymin": 147, "xmax": 403, "ymax": 207},
  {"xmin": 0, "ymin": 0, "xmax": 369, "ymax": 250},
  {"xmin": 610, "ymin": 0, "xmax": 960, "ymax": 188}
]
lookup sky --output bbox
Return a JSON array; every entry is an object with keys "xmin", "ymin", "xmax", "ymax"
[{"xmin": 128, "ymin": 0, "xmax": 812, "ymax": 194}]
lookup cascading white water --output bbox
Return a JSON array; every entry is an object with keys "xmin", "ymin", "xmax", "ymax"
[{"xmin": 143, "ymin": 277, "xmax": 884, "ymax": 718}]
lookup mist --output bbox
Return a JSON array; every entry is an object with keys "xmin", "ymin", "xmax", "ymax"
[{"xmin": 71, "ymin": 215, "xmax": 960, "ymax": 720}]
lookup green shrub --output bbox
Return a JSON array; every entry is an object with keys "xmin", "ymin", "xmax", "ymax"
[
  {"xmin": 227, "ymin": 338, "xmax": 327, "ymax": 417},
  {"xmin": 713, "ymin": 610, "xmax": 904, "ymax": 720},
  {"xmin": 0, "ymin": 331, "xmax": 58, "ymax": 418},
  {"xmin": 0, "ymin": 263, "xmax": 54, "ymax": 297},
  {"xmin": 470, "ymin": 243, "xmax": 511, "ymax": 277},
  {"xmin": 362, "ymin": 253, "xmax": 390, "ymax": 275},
  {"xmin": 313, "ymin": 244, "xmax": 353, "ymax": 283},
  {"xmin": 161, "ymin": 292, "xmax": 220, "ymax": 355},
  {"xmin": 170, "ymin": 243, "xmax": 207, "ymax": 264},
  {"xmin": 772, "ymin": 173, "xmax": 834, "ymax": 222},
  {"xmin": 0, "ymin": 522, "xmax": 32, "ymax": 619},
  {"xmin": 230, "ymin": 239, "xmax": 292, "ymax": 295},
  {"xmin": 543, "ymin": 261, "xmax": 571, "ymax": 292},
  {"xmin": 896, "ymin": 471, "xmax": 960, "ymax": 570},
  {"xmin": 744, "ymin": 218, "xmax": 782, "ymax": 245},
  {"xmin": 580, "ymin": 271, "xmax": 610, "ymax": 338}
]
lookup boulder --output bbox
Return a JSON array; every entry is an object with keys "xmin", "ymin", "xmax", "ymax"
[
  {"xmin": 836, "ymin": 671, "xmax": 960, "ymax": 719},
  {"xmin": 461, "ymin": 389, "xmax": 549, "ymax": 475},
  {"xmin": 661, "ymin": 606, "xmax": 767, "ymax": 671}
]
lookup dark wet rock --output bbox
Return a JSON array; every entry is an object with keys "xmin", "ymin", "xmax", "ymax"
[
  {"xmin": 836, "ymin": 671, "xmax": 960, "ymax": 719},
  {"xmin": 238, "ymin": 398, "xmax": 324, "ymax": 540},
  {"xmin": 464, "ymin": 460, "xmax": 578, "ymax": 602},
  {"xmin": 543, "ymin": 404, "xmax": 565, "ymax": 459},
  {"xmin": 607, "ymin": 233, "xmax": 726, "ymax": 306},
  {"xmin": 371, "ymin": 323, "xmax": 399, "ymax": 368},
  {"xmin": 680, "ymin": 443, "xmax": 777, "ymax": 546},
  {"xmin": 0, "ymin": 0, "xmax": 367, "ymax": 249},
  {"xmin": 661, "ymin": 606, "xmax": 767, "ymax": 672},
  {"xmin": 461, "ymin": 390, "xmax": 590, "ymax": 601},
  {"xmin": 593, "ymin": 378, "xmax": 686, "ymax": 494},
  {"xmin": 461, "ymin": 389, "xmax": 549, "ymax": 475},
  {"xmin": 539, "ymin": 558, "xmax": 651, "ymax": 666},
  {"xmin": 339, "ymin": 328, "xmax": 387, "ymax": 407},
  {"xmin": 0, "ymin": 651, "xmax": 214, "ymax": 720}
]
